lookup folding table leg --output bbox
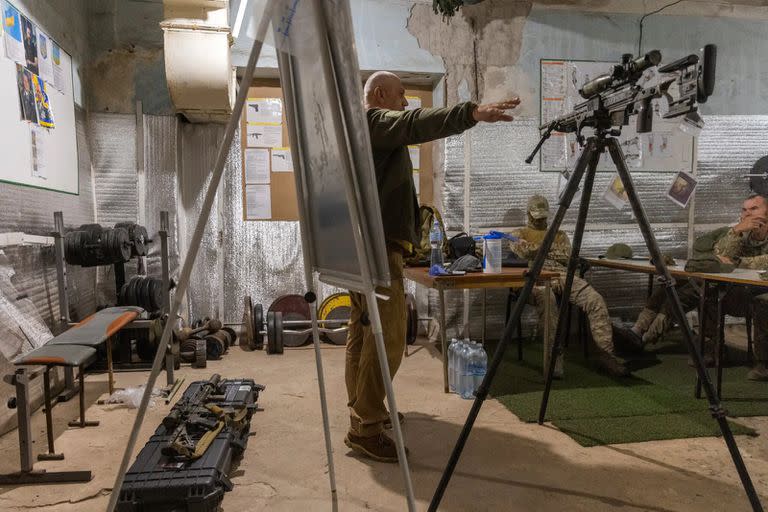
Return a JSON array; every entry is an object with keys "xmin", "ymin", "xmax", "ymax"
[
  {"xmin": 38, "ymin": 368, "xmax": 64, "ymax": 461},
  {"xmin": 68, "ymin": 366, "xmax": 99, "ymax": 428}
]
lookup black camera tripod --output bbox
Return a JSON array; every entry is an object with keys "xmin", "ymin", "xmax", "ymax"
[{"xmin": 429, "ymin": 131, "xmax": 764, "ymax": 512}]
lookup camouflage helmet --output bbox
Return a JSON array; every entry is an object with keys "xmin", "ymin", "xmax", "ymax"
[
  {"xmin": 605, "ymin": 243, "xmax": 633, "ymax": 259},
  {"xmin": 527, "ymin": 195, "xmax": 549, "ymax": 220}
]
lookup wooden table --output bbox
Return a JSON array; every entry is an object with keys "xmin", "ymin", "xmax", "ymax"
[
  {"xmin": 404, "ymin": 266, "xmax": 559, "ymax": 392},
  {"xmin": 586, "ymin": 257, "xmax": 767, "ymax": 397}
]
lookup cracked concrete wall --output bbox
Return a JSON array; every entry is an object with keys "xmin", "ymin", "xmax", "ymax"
[{"xmin": 409, "ymin": 1, "xmax": 768, "ymax": 114}]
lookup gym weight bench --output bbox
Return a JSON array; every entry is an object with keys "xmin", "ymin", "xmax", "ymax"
[{"xmin": 0, "ymin": 306, "xmax": 143, "ymax": 485}]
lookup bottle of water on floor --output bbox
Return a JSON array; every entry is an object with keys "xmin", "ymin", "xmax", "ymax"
[
  {"xmin": 471, "ymin": 343, "xmax": 488, "ymax": 395},
  {"xmin": 460, "ymin": 341, "xmax": 476, "ymax": 400},
  {"xmin": 429, "ymin": 219, "xmax": 444, "ymax": 268},
  {"xmin": 448, "ymin": 338, "xmax": 460, "ymax": 393}
]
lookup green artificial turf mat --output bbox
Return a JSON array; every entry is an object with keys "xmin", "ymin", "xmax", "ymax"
[{"xmin": 486, "ymin": 335, "xmax": 766, "ymax": 447}]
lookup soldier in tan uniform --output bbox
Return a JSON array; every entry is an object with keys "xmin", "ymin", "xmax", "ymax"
[{"xmin": 510, "ymin": 195, "xmax": 628, "ymax": 377}]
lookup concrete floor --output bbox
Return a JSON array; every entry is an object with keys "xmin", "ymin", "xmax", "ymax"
[{"xmin": 0, "ymin": 338, "xmax": 766, "ymax": 511}]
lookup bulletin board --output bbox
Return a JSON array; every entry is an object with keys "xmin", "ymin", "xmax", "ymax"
[
  {"xmin": 241, "ymin": 80, "xmax": 434, "ymax": 221},
  {"xmin": 0, "ymin": 0, "xmax": 78, "ymax": 194},
  {"xmin": 538, "ymin": 58, "xmax": 694, "ymax": 174}
]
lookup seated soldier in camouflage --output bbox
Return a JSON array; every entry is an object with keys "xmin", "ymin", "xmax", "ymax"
[
  {"xmin": 613, "ymin": 227, "xmax": 731, "ymax": 358},
  {"xmin": 511, "ymin": 195, "xmax": 629, "ymax": 378},
  {"xmin": 616, "ymin": 193, "xmax": 768, "ymax": 381}
]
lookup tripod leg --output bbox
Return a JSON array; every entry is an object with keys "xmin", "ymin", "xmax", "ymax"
[
  {"xmin": 607, "ymin": 137, "xmax": 764, "ymax": 512},
  {"xmin": 428, "ymin": 138, "xmax": 600, "ymax": 512},
  {"xmin": 538, "ymin": 145, "xmax": 600, "ymax": 425}
]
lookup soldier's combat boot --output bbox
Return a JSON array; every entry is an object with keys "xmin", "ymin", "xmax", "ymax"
[
  {"xmin": 747, "ymin": 363, "xmax": 768, "ymax": 382},
  {"xmin": 612, "ymin": 323, "xmax": 645, "ymax": 354},
  {"xmin": 344, "ymin": 432, "xmax": 408, "ymax": 463},
  {"xmin": 595, "ymin": 353, "xmax": 630, "ymax": 377}
]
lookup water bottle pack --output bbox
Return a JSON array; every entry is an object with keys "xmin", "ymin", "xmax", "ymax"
[{"xmin": 448, "ymin": 338, "xmax": 487, "ymax": 399}]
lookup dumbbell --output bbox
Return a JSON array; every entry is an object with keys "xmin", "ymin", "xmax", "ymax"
[{"xmin": 176, "ymin": 318, "xmax": 223, "ymax": 342}]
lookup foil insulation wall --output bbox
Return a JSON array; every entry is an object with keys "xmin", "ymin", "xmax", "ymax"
[
  {"xmin": 178, "ymin": 122, "xmax": 226, "ymax": 322},
  {"xmin": 89, "ymin": 113, "xmax": 139, "ymax": 304},
  {"xmin": 143, "ymin": 115, "xmax": 180, "ymax": 283},
  {"xmin": 438, "ymin": 115, "xmax": 766, "ymax": 340}
]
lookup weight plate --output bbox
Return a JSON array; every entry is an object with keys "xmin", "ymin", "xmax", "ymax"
[
  {"xmin": 221, "ymin": 327, "xmax": 237, "ymax": 350},
  {"xmin": 318, "ymin": 293, "xmax": 351, "ymax": 345},
  {"xmin": 205, "ymin": 336, "xmax": 225, "ymax": 360},
  {"xmin": 192, "ymin": 339, "xmax": 207, "ymax": 368},
  {"xmin": 253, "ymin": 303, "xmax": 264, "ymax": 350},
  {"xmin": 114, "ymin": 227, "xmax": 132, "ymax": 262},
  {"xmin": 135, "ymin": 225, "xmax": 149, "ymax": 256},
  {"xmin": 149, "ymin": 278, "xmax": 162, "ymax": 311},
  {"xmin": 243, "ymin": 296, "xmax": 254, "ymax": 349},
  {"xmin": 135, "ymin": 328, "xmax": 156, "ymax": 362},
  {"xmin": 266, "ymin": 311, "xmax": 275, "ymax": 354},
  {"xmin": 269, "ymin": 294, "xmax": 311, "ymax": 347},
  {"xmin": 274, "ymin": 311, "xmax": 284, "ymax": 354},
  {"xmin": 406, "ymin": 293, "xmax": 418, "ymax": 346}
]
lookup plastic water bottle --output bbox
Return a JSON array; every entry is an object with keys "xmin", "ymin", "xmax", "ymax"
[
  {"xmin": 448, "ymin": 338, "xmax": 460, "ymax": 393},
  {"xmin": 460, "ymin": 341, "xmax": 475, "ymax": 399},
  {"xmin": 429, "ymin": 219, "xmax": 444, "ymax": 268},
  {"xmin": 470, "ymin": 343, "xmax": 488, "ymax": 395}
]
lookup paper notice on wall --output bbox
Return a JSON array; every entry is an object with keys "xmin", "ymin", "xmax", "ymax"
[
  {"xmin": 245, "ymin": 148, "xmax": 270, "ymax": 184},
  {"xmin": 408, "ymin": 145, "xmax": 420, "ymax": 169},
  {"xmin": 405, "ymin": 96, "xmax": 422, "ymax": 111},
  {"xmin": 413, "ymin": 170, "xmax": 420, "ymax": 195},
  {"xmin": 246, "ymin": 123, "xmax": 282, "ymax": 148},
  {"xmin": 245, "ymin": 184, "xmax": 272, "ymax": 220},
  {"xmin": 36, "ymin": 30, "xmax": 54, "ymax": 85},
  {"xmin": 30, "ymin": 126, "xmax": 46, "ymax": 179},
  {"xmin": 51, "ymin": 42, "xmax": 65, "ymax": 92},
  {"xmin": 603, "ymin": 174, "xmax": 629, "ymax": 210},
  {"xmin": 541, "ymin": 60, "xmax": 566, "ymax": 97},
  {"xmin": 271, "ymin": 147, "xmax": 293, "ymax": 172},
  {"xmin": 32, "ymin": 74, "xmax": 54, "ymax": 128},
  {"xmin": 246, "ymin": 98, "xmax": 283, "ymax": 124},
  {"xmin": 541, "ymin": 132, "xmax": 567, "ymax": 170},
  {"xmin": 3, "ymin": 3, "xmax": 25, "ymax": 64},
  {"xmin": 667, "ymin": 170, "xmax": 697, "ymax": 208}
]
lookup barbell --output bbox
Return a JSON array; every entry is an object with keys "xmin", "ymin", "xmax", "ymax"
[{"xmin": 236, "ymin": 293, "xmax": 419, "ymax": 354}]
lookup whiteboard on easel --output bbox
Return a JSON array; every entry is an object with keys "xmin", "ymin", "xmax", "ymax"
[
  {"xmin": 0, "ymin": 1, "xmax": 78, "ymax": 194},
  {"xmin": 539, "ymin": 58, "xmax": 695, "ymax": 174}
]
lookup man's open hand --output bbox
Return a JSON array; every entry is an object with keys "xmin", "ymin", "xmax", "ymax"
[{"xmin": 473, "ymin": 98, "xmax": 521, "ymax": 123}]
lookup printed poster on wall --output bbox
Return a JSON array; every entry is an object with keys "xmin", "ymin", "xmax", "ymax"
[
  {"xmin": 16, "ymin": 63, "xmax": 37, "ymax": 123},
  {"xmin": 245, "ymin": 148, "xmax": 270, "ymax": 184},
  {"xmin": 20, "ymin": 14, "xmax": 38, "ymax": 74},
  {"xmin": 245, "ymin": 184, "xmax": 272, "ymax": 220},
  {"xmin": 30, "ymin": 126, "xmax": 46, "ymax": 179},
  {"xmin": 36, "ymin": 30, "xmax": 54, "ymax": 85},
  {"xmin": 3, "ymin": 2, "xmax": 25, "ymax": 64},
  {"xmin": 246, "ymin": 123, "xmax": 282, "ymax": 148},
  {"xmin": 246, "ymin": 98, "xmax": 282, "ymax": 124},
  {"xmin": 31, "ymin": 74, "xmax": 53, "ymax": 128},
  {"xmin": 271, "ymin": 147, "xmax": 293, "ymax": 172},
  {"xmin": 51, "ymin": 42, "xmax": 65, "ymax": 92}
]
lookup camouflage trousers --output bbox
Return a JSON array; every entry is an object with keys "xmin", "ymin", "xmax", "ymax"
[
  {"xmin": 529, "ymin": 273, "xmax": 616, "ymax": 368},
  {"xmin": 634, "ymin": 280, "xmax": 700, "ymax": 344}
]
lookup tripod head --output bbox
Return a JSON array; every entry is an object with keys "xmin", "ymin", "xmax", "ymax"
[{"xmin": 526, "ymin": 44, "xmax": 717, "ymax": 164}]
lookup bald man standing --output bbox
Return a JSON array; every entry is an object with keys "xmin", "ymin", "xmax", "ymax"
[{"xmin": 344, "ymin": 71, "xmax": 520, "ymax": 462}]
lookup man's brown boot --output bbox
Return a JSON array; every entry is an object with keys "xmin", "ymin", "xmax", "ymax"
[{"xmin": 344, "ymin": 432, "xmax": 408, "ymax": 463}]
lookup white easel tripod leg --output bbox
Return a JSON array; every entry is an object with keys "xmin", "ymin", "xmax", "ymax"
[
  {"xmin": 307, "ymin": 300, "xmax": 339, "ymax": 510},
  {"xmin": 365, "ymin": 289, "xmax": 417, "ymax": 512}
]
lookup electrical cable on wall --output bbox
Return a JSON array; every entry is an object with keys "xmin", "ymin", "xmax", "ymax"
[{"xmin": 638, "ymin": 0, "xmax": 685, "ymax": 55}]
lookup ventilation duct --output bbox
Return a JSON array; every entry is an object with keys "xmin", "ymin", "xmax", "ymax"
[{"xmin": 161, "ymin": 0, "xmax": 235, "ymax": 123}]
